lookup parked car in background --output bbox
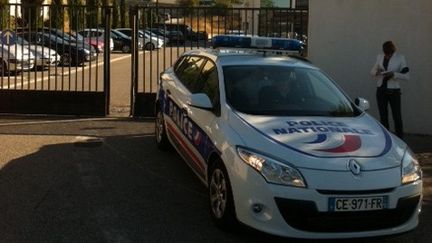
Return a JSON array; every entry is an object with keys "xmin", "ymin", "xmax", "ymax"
[
  {"xmin": 152, "ymin": 23, "xmax": 208, "ymax": 41},
  {"xmin": 0, "ymin": 32, "xmax": 35, "ymax": 74},
  {"xmin": 19, "ymin": 32, "xmax": 92, "ymax": 66},
  {"xmin": 21, "ymin": 28, "xmax": 97, "ymax": 61},
  {"xmin": 110, "ymin": 29, "xmax": 142, "ymax": 52},
  {"xmin": 69, "ymin": 31, "xmax": 105, "ymax": 53},
  {"xmin": 142, "ymin": 29, "xmax": 169, "ymax": 44},
  {"xmin": 226, "ymin": 29, "xmax": 246, "ymax": 36},
  {"xmin": 148, "ymin": 28, "xmax": 185, "ymax": 45},
  {"xmin": 114, "ymin": 28, "xmax": 164, "ymax": 50},
  {"xmin": 78, "ymin": 29, "xmax": 114, "ymax": 52},
  {"xmin": 70, "ymin": 31, "xmax": 105, "ymax": 53},
  {"xmin": 15, "ymin": 35, "xmax": 60, "ymax": 69}
]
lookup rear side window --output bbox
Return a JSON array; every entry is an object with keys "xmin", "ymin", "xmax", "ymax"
[
  {"xmin": 199, "ymin": 60, "xmax": 219, "ymax": 106},
  {"xmin": 120, "ymin": 29, "xmax": 131, "ymax": 36},
  {"xmin": 176, "ymin": 56, "xmax": 206, "ymax": 90}
]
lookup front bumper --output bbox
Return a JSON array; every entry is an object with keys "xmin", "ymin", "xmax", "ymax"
[
  {"xmin": 7, "ymin": 59, "xmax": 35, "ymax": 71},
  {"xmin": 156, "ymin": 41, "xmax": 164, "ymax": 49},
  {"xmin": 35, "ymin": 55, "xmax": 60, "ymax": 67},
  {"xmin": 227, "ymin": 155, "xmax": 422, "ymax": 239},
  {"xmin": 85, "ymin": 52, "xmax": 97, "ymax": 61}
]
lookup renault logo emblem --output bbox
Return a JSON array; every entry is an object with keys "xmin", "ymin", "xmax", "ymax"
[{"xmin": 348, "ymin": 159, "xmax": 361, "ymax": 175}]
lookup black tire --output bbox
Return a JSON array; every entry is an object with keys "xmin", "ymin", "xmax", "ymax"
[
  {"xmin": 0, "ymin": 60, "xmax": 7, "ymax": 76},
  {"xmin": 61, "ymin": 53, "xmax": 72, "ymax": 66},
  {"xmin": 122, "ymin": 45, "xmax": 131, "ymax": 53},
  {"xmin": 155, "ymin": 107, "xmax": 170, "ymax": 150},
  {"xmin": 145, "ymin": 42, "xmax": 155, "ymax": 51},
  {"xmin": 208, "ymin": 159, "xmax": 238, "ymax": 229}
]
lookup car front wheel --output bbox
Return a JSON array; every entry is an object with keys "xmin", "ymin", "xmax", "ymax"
[
  {"xmin": 209, "ymin": 159, "xmax": 237, "ymax": 229},
  {"xmin": 61, "ymin": 53, "xmax": 72, "ymax": 66},
  {"xmin": 145, "ymin": 42, "xmax": 155, "ymax": 51},
  {"xmin": 0, "ymin": 60, "xmax": 7, "ymax": 75},
  {"xmin": 155, "ymin": 107, "xmax": 170, "ymax": 150},
  {"xmin": 122, "ymin": 45, "xmax": 131, "ymax": 53}
]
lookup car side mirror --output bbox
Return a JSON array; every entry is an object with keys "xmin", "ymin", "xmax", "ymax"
[
  {"xmin": 355, "ymin": 97, "xmax": 370, "ymax": 111},
  {"xmin": 188, "ymin": 93, "xmax": 213, "ymax": 110}
]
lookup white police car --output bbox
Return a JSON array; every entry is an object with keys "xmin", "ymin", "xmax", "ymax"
[{"xmin": 154, "ymin": 36, "xmax": 422, "ymax": 239}]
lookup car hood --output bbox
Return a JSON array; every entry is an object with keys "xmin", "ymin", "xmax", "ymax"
[
  {"xmin": 1, "ymin": 44, "xmax": 33, "ymax": 59},
  {"xmin": 29, "ymin": 45, "xmax": 58, "ymax": 55},
  {"xmin": 231, "ymin": 112, "xmax": 405, "ymax": 171}
]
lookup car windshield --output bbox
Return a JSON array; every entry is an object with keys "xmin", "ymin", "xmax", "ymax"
[
  {"xmin": 55, "ymin": 31, "xmax": 76, "ymax": 42},
  {"xmin": 71, "ymin": 32, "xmax": 85, "ymax": 41},
  {"xmin": 112, "ymin": 30, "xmax": 129, "ymax": 39},
  {"xmin": 223, "ymin": 65, "xmax": 359, "ymax": 117}
]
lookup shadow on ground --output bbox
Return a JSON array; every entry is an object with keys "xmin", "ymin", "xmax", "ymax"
[{"xmin": 0, "ymin": 118, "xmax": 430, "ymax": 243}]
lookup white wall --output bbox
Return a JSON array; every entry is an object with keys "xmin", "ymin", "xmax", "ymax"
[{"xmin": 308, "ymin": 0, "xmax": 432, "ymax": 135}]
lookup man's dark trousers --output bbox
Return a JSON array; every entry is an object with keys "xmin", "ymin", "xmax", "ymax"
[{"xmin": 376, "ymin": 88, "xmax": 403, "ymax": 139}]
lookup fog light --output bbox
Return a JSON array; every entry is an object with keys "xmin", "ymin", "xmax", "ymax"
[{"xmin": 252, "ymin": 203, "xmax": 263, "ymax": 213}]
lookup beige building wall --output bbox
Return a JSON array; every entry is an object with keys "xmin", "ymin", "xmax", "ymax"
[{"xmin": 308, "ymin": 0, "xmax": 432, "ymax": 135}]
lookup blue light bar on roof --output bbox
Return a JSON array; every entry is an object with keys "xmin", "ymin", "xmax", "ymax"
[{"xmin": 212, "ymin": 35, "xmax": 304, "ymax": 52}]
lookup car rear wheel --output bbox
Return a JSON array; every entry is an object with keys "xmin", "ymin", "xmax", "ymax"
[
  {"xmin": 155, "ymin": 107, "xmax": 170, "ymax": 150},
  {"xmin": 145, "ymin": 42, "xmax": 155, "ymax": 51},
  {"xmin": 209, "ymin": 159, "xmax": 237, "ymax": 229},
  {"xmin": 122, "ymin": 45, "xmax": 131, "ymax": 53}
]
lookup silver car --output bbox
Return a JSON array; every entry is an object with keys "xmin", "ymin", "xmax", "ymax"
[
  {"xmin": 115, "ymin": 28, "xmax": 165, "ymax": 50},
  {"xmin": 16, "ymin": 36, "xmax": 60, "ymax": 69},
  {"xmin": 0, "ymin": 43, "xmax": 34, "ymax": 74}
]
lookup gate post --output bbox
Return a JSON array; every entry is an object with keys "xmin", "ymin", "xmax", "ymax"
[
  {"xmin": 129, "ymin": 5, "xmax": 139, "ymax": 117},
  {"xmin": 103, "ymin": 3, "xmax": 112, "ymax": 115}
]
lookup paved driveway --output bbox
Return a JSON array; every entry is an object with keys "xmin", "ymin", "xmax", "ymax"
[{"xmin": 0, "ymin": 117, "xmax": 430, "ymax": 242}]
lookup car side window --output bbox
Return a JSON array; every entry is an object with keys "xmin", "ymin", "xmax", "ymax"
[
  {"xmin": 176, "ymin": 56, "xmax": 206, "ymax": 90},
  {"xmin": 199, "ymin": 60, "xmax": 219, "ymax": 107},
  {"xmin": 174, "ymin": 56, "xmax": 188, "ymax": 75}
]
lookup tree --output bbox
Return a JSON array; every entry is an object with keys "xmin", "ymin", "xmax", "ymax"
[
  {"xmin": 68, "ymin": 0, "xmax": 85, "ymax": 31},
  {"xmin": 86, "ymin": 0, "xmax": 100, "ymax": 28},
  {"xmin": 0, "ymin": 0, "xmax": 9, "ymax": 29},
  {"xmin": 51, "ymin": 0, "xmax": 64, "ymax": 29},
  {"xmin": 214, "ymin": 0, "xmax": 233, "ymax": 8},
  {"xmin": 21, "ymin": 0, "xmax": 44, "ymax": 28},
  {"xmin": 112, "ymin": 0, "xmax": 120, "ymax": 28},
  {"xmin": 177, "ymin": 0, "xmax": 199, "ymax": 7},
  {"xmin": 120, "ymin": 0, "xmax": 127, "ymax": 28},
  {"xmin": 261, "ymin": 0, "xmax": 274, "ymax": 8}
]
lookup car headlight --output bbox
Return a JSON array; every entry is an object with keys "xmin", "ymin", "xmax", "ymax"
[
  {"xmin": 401, "ymin": 148, "xmax": 422, "ymax": 185},
  {"xmin": 81, "ymin": 48, "xmax": 90, "ymax": 54},
  {"xmin": 237, "ymin": 147, "xmax": 306, "ymax": 187}
]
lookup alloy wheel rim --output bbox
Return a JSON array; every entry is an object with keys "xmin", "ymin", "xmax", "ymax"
[
  {"xmin": 156, "ymin": 111, "xmax": 164, "ymax": 142},
  {"xmin": 210, "ymin": 169, "xmax": 227, "ymax": 219}
]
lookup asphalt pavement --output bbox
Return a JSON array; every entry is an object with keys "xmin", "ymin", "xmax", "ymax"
[{"xmin": 0, "ymin": 116, "xmax": 431, "ymax": 243}]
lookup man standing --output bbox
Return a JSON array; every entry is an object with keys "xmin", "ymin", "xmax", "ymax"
[{"xmin": 371, "ymin": 41, "xmax": 410, "ymax": 139}]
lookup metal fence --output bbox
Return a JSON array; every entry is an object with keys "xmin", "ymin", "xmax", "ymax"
[
  {"xmin": 0, "ymin": 3, "xmax": 111, "ymax": 116},
  {"xmin": 0, "ymin": 3, "xmax": 308, "ymax": 117},
  {"xmin": 130, "ymin": 6, "xmax": 308, "ymax": 117}
]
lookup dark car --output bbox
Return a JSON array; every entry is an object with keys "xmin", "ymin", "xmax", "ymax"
[
  {"xmin": 19, "ymin": 32, "xmax": 92, "ymax": 66},
  {"xmin": 33, "ymin": 28, "xmax": 96, "ymax": 60},
  {"xmin": 151, "ymin": 23, "xmax": 207, "ymax": 41},
  {"xmin": 110, "ymin": 29, "xmax": 142, "ymax": 53},
  {"xmin": 148, "ymin": 28, "xmax": 185, "ymax": 45}
]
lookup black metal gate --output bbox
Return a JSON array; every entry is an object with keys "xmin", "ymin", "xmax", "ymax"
[
  {"xmin": 129, "ymin": 5, "xmax": 308, "ymax": 117},
  {"xmin": 0, "ymin": 3, "xmax": 111, "ymax": 116}
]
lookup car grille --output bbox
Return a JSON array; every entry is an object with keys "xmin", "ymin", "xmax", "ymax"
[{"xmin": 274, "ymin": 195, "xmax": 420, "ymax": 232}]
